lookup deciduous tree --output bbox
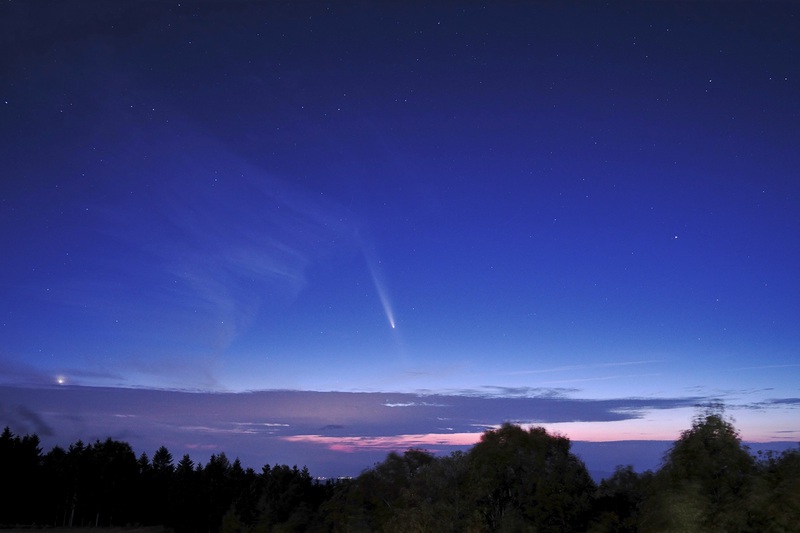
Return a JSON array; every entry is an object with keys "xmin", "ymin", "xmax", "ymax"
[{"xmin": 466, "ymin": 423, "xmax": 595, "ymax": 532}]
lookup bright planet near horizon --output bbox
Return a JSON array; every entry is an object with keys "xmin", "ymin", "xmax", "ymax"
[{"xmin": 1, "ymin": 1, "xmax": 798, "ymax": 478}]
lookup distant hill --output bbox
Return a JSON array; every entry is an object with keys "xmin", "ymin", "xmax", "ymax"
[{"xmin": 572, "ymin": 440, "xmax": 799, "ymax": 482}]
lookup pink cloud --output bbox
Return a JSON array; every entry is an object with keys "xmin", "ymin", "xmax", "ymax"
[{"xmin": 283, "ymin": 432, "xmax": 484, "ymax": 453}]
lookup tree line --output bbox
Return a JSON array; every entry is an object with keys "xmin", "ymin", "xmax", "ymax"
[{"xmin": 1, "ymin": 407, "xmax": 798, "ymax": 532}]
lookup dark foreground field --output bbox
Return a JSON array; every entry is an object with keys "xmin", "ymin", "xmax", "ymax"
[{"xmin": 0, "ymin": 526, "xmax": 169, "ymax": 533}]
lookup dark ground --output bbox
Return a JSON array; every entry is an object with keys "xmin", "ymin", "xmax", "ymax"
[{"xmin": 0, "ymin": 526, "xmax": 169, "ymax": 533}]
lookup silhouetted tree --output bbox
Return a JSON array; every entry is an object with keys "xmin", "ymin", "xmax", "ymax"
[
  {"xmin": 330, "ymin": 427, "xmax": 595, "ymax": 533},
  {"xmin": 640, "ymin": 405, "xmax": 756, "ymax": 532},
  {"xmin": 326, "ymin": 449, "xmax": 436, "ymax": 531},
  {"xmin": 168, "ymin": 453, "xmax": 204, "ymax": 532},
  {"xmin": 134, "ymin": 451, "xmax": 150, "ymax": 524},
  {"xmin": 88, "ymin": 438, "xmax": 139, "ymax": 525},
  {"xmin": 0, "ymin": 427, "xmax": 43, "ymax": 524},
  {"xmin": 153, "ymin": 445, "xmax": 174, "ymax": 473},
  {"xmin": 7, "ymin": 411, "xmax": 800, "ymax": 531},
  {"xmin": 226, "ymin": 458, "xmax": 260, "ymax": 527},
  {"xmin": 202, "ymin": 452, "xmax": 234, "ymax": 531},
  {"xmin": 41, "ymin": 445, "xmax": 71, "ymax": 526},
  {"xmin": 749, "ymin": 446, "xmax": 800, "ymax": 531},
  {"xmin": 466, "ymin": 423, "xmax": 595, "ymax": 532},
  {"xmin": 256, "ymin": 463, "xmax": 323, "ymax": 530},
  {"xmin": 589, "ymin": 465, "xmax": 653, "ymax": 532},
  {"xmin": 149, "ymin": 446, "xmax": 174, "ymax": 525},
  {"xmin": 59, "ymin": 439, "xmax": 96, "ymax": 526},
  {"xmin": 385, "ymin": 450, "xmax": 481, "ymax": 532}
]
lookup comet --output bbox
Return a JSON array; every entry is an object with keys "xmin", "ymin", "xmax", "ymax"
[{"xmin": 362, "ymin": 242, "xmax": 396, "ymax": 330}]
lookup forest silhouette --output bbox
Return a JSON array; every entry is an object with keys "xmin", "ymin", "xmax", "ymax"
[{"xmin": 2, "ymin": 407, "xmax": 798, "ymax": 532}]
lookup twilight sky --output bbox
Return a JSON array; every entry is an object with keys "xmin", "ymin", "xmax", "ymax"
[{"xmin": 1, "ymin": 1, "xmax": 799, "ymax": 476}]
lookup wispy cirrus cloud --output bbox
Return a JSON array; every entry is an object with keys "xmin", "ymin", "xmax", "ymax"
[
  {"xmin": 29, "ymin": 124, "xmax": 363, "ymax": 392},
  {"xmin": 539, "ymin": 373, "xmax": 662, "ymax": 386},
  {"xmin": 733, "ymin": 364, "xmax": 800, "ymax": 371},
  {"xmin": 500, "ymin": 360, "xmax": 665, "ymax": 376}
]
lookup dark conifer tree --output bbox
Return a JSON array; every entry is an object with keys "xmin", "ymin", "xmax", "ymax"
[
  {"xmin": 87, "ymin": 438, "xmax": 139, "ymax": 526},
  {"xmin": 169, "ymin": 453, "xmax": 203, "ymax": 532},
  {"xmin": 149, "ymin": 446, "xmax": 174, "ymax": 525},
  {"xmin": 0, "ymin": 427, "xmax": 43, "ymax": 524}
]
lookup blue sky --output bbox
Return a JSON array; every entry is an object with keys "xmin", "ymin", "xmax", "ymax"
[{"xmin": 1, "ymin": 1, "xmax": 799, "ymax": 475}]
